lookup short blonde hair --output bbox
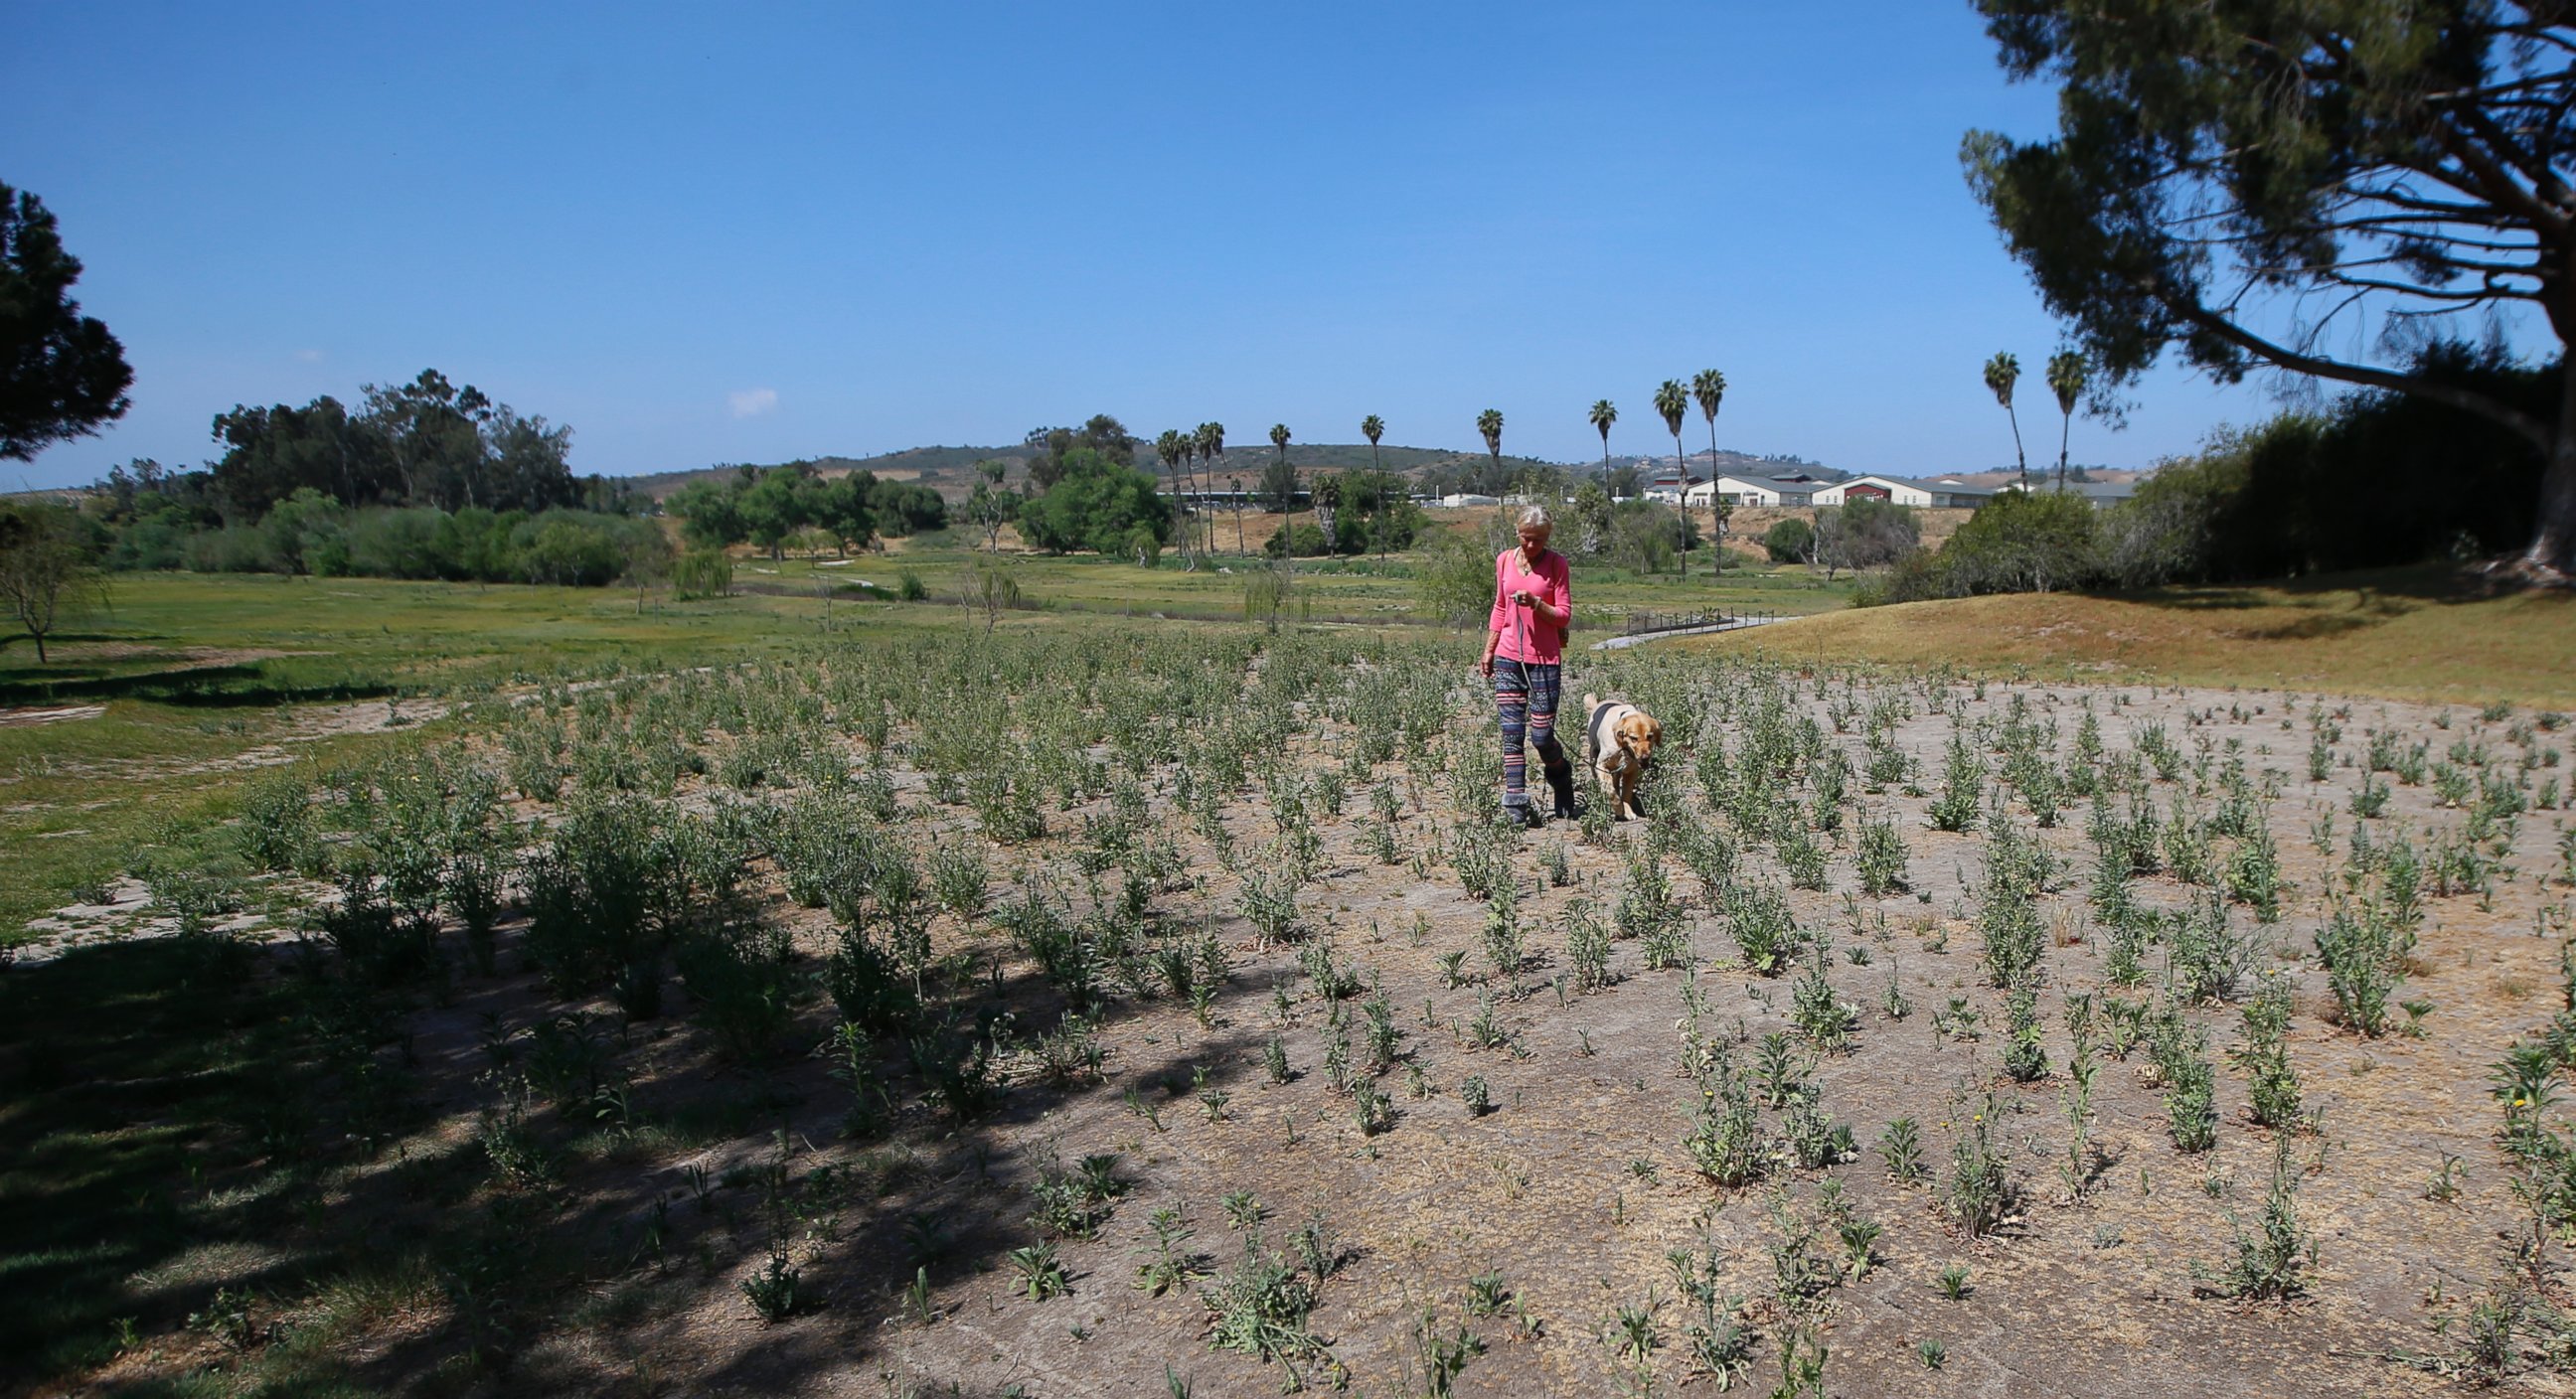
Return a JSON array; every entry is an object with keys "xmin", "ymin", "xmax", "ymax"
[{"xmin": 1517, "ymin": 506, "xmax": 1552, "ymax": 533}]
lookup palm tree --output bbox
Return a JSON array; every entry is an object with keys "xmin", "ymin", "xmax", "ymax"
[
  {"xmin": 1154, "ymin": 429, "xmax": 1190, "ymax": 567},
  {"xmin": 1588, "ymin": 398, "xmax": 1617, "ymax": 475},
  {"xmin": 1182, "ymin": 434, "xmax": 1208, "ymax": 558},
  {"xmin": 1691, "ymin": 369, "xmax": 1730, "ymax": 556},
  {"xmin": 1312, "ymin": 473, "xmax": 1342, "ymax": 551},
  {"xmin": 1984, "ymin": 352, "xmax": 2027, "ymax": 489},
  {"xmin": 1476, "ymin": 409, "xmax": 1504, "ymax": 494},
  {"xmin": 1267, "ymin": 422, "xmax": 1294, "ymax": 514},
  {"xmin": 1361, "ymin": 414, "xmax": 1386, "ymax": 561},
  {"xmin": 1655, "ymin": 379, "xmax": 1690, "ymax": 577},
  {"xmin": 1264, "ymin": 423, "xmax": 1294, "ymax": 570},
  {"xmin": 1198, "ymin": 420, "xmax": 1235, "ymax": 555},
  {"xmin": 2046, "ymin": 350, "xmax": 2088, "ymax": 490}
]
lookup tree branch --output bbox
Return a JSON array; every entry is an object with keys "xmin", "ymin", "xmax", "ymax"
[
  {"xmin": 2429, "ymin": 108, "xmax": 2570, "ymax": 233},
  {"xmin": 2161, "ymin": 287, "xmax": 2554, "ymax": 450}
]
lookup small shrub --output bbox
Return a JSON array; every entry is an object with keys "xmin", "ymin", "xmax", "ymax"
[
  {"xmin": 2191, "ymin": 1137, "xmax": 2313, "ymax": 1301},
  {"xmin": 1927, "ymin": 736, "xmax": 1984, "ymax": 832},
  {"xmin": 740, "ymin": 1250, "xmax": 802, "ymax": 1321},
  {"xmin": 1200, "ymin": 1235, "xmax": 1325, "ymax": 1383},
  {"xmin": 1942, "ymin": 1097, "xmax": 2012, "ymax": 1239},
  {"xmin": 2002, "ymin": 983, "xmax": 2049, "ymax": 1083},
  {"xmin": 1460, "ymin": 1075, "xmax": 1492, "ymax": 1117},
  {"xmin": 1009, "ymin": 1242, "xmax": 1070, "ymax": 1301},
  {"xmin": 2317, "ymin": 900, "xmax": 2407, "ymax": 1036},
  {"xmin": 1854, "ymin": 810, "xmax": 1909, "ymax": 894},
  {"xmin": 1724, "ymin": 882, "xmax": 1803, "ymax": 976},
  {"xmin": 1685, "ymin": 1070, "xmax": 1767, "ymax": 1187},
  {"xmin": 1877, "ymin": 1117, "xmax": 1925, "ymax": 1184},
  {"xmin": 1790, "ymin": 946, "xmax": 1854, "ymax": 1051}
]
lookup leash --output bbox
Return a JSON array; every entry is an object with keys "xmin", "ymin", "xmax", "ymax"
[{"xmin": 1512, "ymin": 548, "xmax": 1528, "ymax": 671}]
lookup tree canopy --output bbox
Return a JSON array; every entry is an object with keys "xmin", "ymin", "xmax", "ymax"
[
  {"xmin": 0, "ymin": 183, "xmax": 132, "ymax": 460},
  {"xmin": 208, "ymin": 370, "xmax": 605, "ymax": 518},
  {"xmin": 668, "ymin": 463, "xmax": 944, "ymax": 559},
  {"xmin": 1013, "ymin": 448, "xmax": 1169, "ymax": 555},
  {"xmin": 1962, "ymin": 0, "xmax": 2576, "ymax": 573},
  {"xmin": 1023, "ymin": 415, "xmax": 1139, "ymax": 490},
  {"xmin": 0, "ymin": 500, "xmax": 102, "ymax": 661}
]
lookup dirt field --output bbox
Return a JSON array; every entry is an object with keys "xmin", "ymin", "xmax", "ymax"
[{"xmin": 12, "ymin": 630, "xmax": 2576, "ymax": 1398}]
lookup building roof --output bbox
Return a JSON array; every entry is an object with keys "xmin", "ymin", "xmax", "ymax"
[{"xmin": 1996, "ymin": 478, "xmax": 2133, "ymax": 500}]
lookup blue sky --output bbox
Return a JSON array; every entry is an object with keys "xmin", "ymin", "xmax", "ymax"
[{"xmin": 6, "ymin": 1, "xmax": 2306, "ymax": 490}]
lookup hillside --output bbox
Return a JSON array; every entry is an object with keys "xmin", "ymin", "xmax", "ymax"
[
  {"xmin": 619, "ymin": 445, "xmax": 1037, "ymax": 500},
  {"xmin": 1191, "ymin": 443, "xmax": 1566, "ymax": 490},
  {"xmin": 1600, "ymin": 448, "xmax": 1838, "ymax": 478},
  {"xmin": 620, "ymin": 442, "xmax": 1578, "ymax": 501},
  {"xmin": 1683, "ymin": 566, "xmax": 2576, "ymax": 706}
]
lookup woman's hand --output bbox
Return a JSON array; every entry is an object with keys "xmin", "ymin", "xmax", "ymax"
[{"xmin": 1477, "ymin": 651, "xmax": 1495, "ymax": 679}]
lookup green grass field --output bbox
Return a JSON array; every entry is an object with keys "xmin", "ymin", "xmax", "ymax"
[{"xmin": 746, "ymin": 532, "xmax": 1854, "ymax": 626}]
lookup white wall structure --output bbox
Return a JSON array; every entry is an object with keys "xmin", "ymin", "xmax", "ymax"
[
  {"xmin": 1697, "ymin": 475, "xmax": 1785, "ymax": 507},
  {"xmin": 1988, "ymin": 479, "xmax": 2130, "ymax": 507},
  {"xmin": 1640, "ymin": 472, "xmax": 1700, "ymax": 505},
  {"xmin": 1810, "ymin": 475, "xmax": 1935, "ymax": 508}
]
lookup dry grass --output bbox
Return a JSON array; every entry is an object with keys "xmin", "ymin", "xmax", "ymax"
[{"xmin": 1686, "ymin": 567, "xmax": 2576, "ymax": 707}]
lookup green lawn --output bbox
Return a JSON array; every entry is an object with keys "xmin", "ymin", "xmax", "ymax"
[{"xmin": 742, "ymin": 537, "xmax": 1856, "ymax": 626}]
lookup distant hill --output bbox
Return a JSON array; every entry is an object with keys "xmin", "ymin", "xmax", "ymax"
[
  {"xmin": 1599, "ymin": 448, "xmax": 1844, "ymax": 480},
  {"xmin": 1192, "ymin": 443, "xmax": 1566, "ymax": 486},
  {"xmin": 620, "ymin": 445, "xmax": 1040, "ymax": 500},
  {"xmin": 621, "ymin": 441, "xmax": 1582, "ymax": 501}
]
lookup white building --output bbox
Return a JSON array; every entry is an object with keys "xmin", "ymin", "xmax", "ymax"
[
  {"xmin": 1810, "ymin": 475, "xmax": 1936, "ymax": 508},
  {"xmin": 1689, "ymin": 475, "xmax": 1816, "ymax": 508},
  {"xmin": 1640, "ymin": 472, "xmax": 1702, "ymax": 505}
]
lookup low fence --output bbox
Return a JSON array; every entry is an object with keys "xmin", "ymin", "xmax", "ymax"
[
  {"xmin": 1591, "ymin": 609, "xmax": 1784, "ymax": 651},
  {"xmin": 1620, "ymin": 608, "xmax": 1772, "ymax": 637}
]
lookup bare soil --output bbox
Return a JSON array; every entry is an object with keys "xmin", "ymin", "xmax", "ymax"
[{"xmin": 51, "ymin": 666, "xmax": 2576, "ymax": 1398}]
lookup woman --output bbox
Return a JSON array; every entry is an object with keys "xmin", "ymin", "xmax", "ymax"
[{"xmin": 1477, "ymin": 506, "xmax": 1576, "ymax": 827}]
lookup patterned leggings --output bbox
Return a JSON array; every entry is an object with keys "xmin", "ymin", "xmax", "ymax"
[{"xmin": 1492, "ymin": 658, "xmax": 1566, "ymax": 809}]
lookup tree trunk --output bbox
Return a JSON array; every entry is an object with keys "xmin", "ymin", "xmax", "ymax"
[
  {"xmin": 2528, "ymin": 365, "xmax": 2576, "ymax": 577},
  {"xmin": 1674, "ymin": 433, "xmax": 1689, "ymax": 579},
  {"xmin": 1370, "ymin": 444, "xmax": 1382, "ymax": 564},
  {"xmin": 2057, "ymin": 412, "xmax": 2071, "ymax": 490},
  {"xmin": 2008, "ymin": 406, "xmax": 2027, "ymax": 488}
]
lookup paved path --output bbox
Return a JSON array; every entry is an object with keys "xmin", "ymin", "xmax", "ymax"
[{"xmin": 1589, "ymin": 614, "xmax": 1790, "ymax": 651}]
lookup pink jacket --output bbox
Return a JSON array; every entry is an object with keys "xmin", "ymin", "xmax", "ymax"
[{"xmin": 1488, "ymin": 547, "xmax": 1571, "ymax": 664}]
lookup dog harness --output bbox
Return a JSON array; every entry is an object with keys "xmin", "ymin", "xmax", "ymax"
[{"xmin": 1588, "ymin": 700, "xmax": 1636, "ymax": 771}]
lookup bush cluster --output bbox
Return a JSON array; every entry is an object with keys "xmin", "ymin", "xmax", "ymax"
[
  {"xmin": 108, "ymin": 491, "xmax": 673, "ymax": 586},
  {"xmin": 1859, "ymin": 342, "xmax": 2555, "ymax": 604}
]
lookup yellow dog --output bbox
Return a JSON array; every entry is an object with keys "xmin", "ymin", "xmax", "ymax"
[{"xmin": 1583, "ymin": 694, "xmax": 1662, "ymax": 821}]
